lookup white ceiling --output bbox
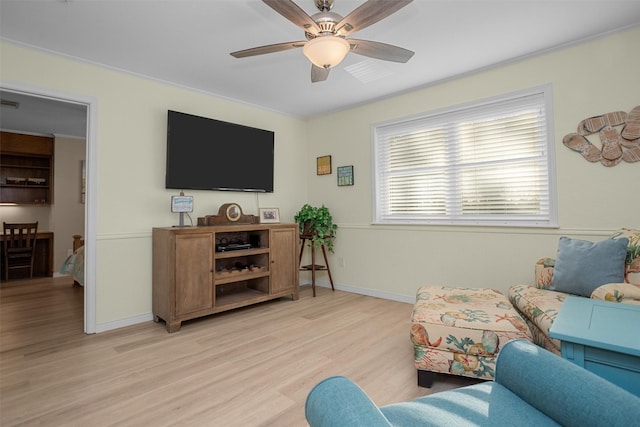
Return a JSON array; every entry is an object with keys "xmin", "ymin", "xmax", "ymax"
[
  {"xmin": 0, "ymin": 90, "xmax": 88, "ymax": 137},
  {"xmin": 1, "ymin": 0, "xmax": 640, "ymax": 136}
]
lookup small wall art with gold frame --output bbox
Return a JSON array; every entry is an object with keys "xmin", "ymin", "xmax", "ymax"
[{"xmin": 317, "ymin": 155, "xmax": 332, "ymax": 175}]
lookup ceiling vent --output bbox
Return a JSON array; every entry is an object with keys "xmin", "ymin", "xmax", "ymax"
[{"xmin": 344, "ymin": 59, "xmax": 393, "ymax": 84}]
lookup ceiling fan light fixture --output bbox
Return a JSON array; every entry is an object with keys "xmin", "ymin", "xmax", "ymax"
[{"xmin": 303, "ymin": 36, "xmax": 350, "ymax": 69}]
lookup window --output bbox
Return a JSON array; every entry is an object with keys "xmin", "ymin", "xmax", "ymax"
[{"xmin": 372, "ymin": 86, "xmax": 557, "ymax": 227}]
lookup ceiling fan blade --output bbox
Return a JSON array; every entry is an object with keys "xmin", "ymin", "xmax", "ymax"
[
  {"xmin": 230, "ymin": 41, "xmax": 305, "ymax": 58},
  {"xmin": 336, "ymin": 0, "xmax": 412, "ymax": 35},
  {"xmin": 263, "ymin": 0, "xmax": 321, "ymax": 34},
  {"xmin": 348, "ymin": 39, "xmax": 414, "ymax": 63},
  {"xmin": 311, "ymin": 65, "xmax": 330, "ymax": 83}
]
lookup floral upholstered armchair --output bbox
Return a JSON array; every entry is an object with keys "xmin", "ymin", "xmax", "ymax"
[{"xmin": 509, "ymin": 228, "xmax": 640, "ymax": 354}]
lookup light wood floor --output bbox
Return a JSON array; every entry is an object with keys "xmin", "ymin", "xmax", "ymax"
[{"xmin": 1, "ymin": 277, "xmax": 476, "ymax": 426}]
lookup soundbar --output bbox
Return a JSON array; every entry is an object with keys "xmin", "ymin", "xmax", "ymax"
[{"xmin": 216, "ymin": 243, "xmax": 252, "ymax": 252}]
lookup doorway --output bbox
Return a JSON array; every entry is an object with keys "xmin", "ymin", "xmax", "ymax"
[{"xmin": 0, "ymin": 83, "xmax": 97, "ymax": 333}]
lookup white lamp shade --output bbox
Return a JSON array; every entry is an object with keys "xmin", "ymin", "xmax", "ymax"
[{"xmin": 303, "ymin": 36, "xmax": 350, "ymax": 69}]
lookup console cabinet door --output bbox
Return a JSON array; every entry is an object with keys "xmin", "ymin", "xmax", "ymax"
[
  {"xmin": 175, "ymin": 233, "xmax": 213, "ymax": 316},
  {"xmin": 270, "ymin": 227, "xmax": 297, "ymax": 294}
]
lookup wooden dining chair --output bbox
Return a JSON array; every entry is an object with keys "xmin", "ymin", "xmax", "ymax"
[{"xmin": 3, "ymin": 222, "xmax": 38, "ymax": 281}]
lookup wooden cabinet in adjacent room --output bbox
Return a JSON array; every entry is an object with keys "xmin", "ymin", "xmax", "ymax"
[
  {"xmin": 152, "ymin": 223, "xmax": 299, "ymax": 332},
  {"xmin": 0, "ymin": 131, "xmax": 54, "ymax": 205}
]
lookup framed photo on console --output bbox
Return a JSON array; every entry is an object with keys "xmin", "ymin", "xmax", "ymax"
[{"xmin": 259, "ymin": 208, "xmax": 280, "ymax": 223}]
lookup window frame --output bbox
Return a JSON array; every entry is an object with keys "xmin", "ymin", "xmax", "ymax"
[{"xmin": 371, "ymin": 85, "xmax": 558, "ymax": 227}]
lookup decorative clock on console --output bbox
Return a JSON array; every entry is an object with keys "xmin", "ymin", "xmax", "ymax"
[
  {"xmin": 197, "ymin": 203, "xmax": 258, "ymax": 225},
  {"xmin": 223, "ymin": 203, "xmax": 242, "ymax": 222}
]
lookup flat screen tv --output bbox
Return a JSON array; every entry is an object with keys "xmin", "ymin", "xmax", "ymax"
[{"xmin": 166, "ymin": 110, "xmax": 274, "ymax": 192}]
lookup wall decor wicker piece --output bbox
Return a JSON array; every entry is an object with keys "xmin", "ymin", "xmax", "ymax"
[{"xmin": 563, "ymin": 106, "xmax": 640, "ymax": 166}]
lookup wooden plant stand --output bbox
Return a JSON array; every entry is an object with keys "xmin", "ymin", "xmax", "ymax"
[{"xmin": 299, "ymin": 233, "xmax": 334, "ymax": 297}]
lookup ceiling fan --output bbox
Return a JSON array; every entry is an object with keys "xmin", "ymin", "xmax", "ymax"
[{"xmin": 230, "ymin": 0, "xmax": 414, "ymax": 82}]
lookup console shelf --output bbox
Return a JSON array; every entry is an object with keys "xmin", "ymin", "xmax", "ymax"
[
  {"xmin": 214, "ymin": 270, "xmax": 270, "ymax": 285},
  {"xmin": 216, "ymin": 288, "xmax": 271, "ymax": 309},
  {"xmin": 214, "ymin": 247, "xmax": 269, "ymax": 259},
  {"xmin": 152, "ymin": 223, "xmax": 299, "ymax": 332}
]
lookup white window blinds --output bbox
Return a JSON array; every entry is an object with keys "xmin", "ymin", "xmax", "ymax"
[{"xmin": 372, "ymin": 87, "xmax": 557, "ymax": 226}]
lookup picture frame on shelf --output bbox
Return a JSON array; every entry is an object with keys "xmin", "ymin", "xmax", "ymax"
[
  {"xmin": 317, "ymin": 155, "xmax": 332, "ymax": 175},
  {"xmin": 259, "ymin": 208, "xmax": 280, "ymax": 223},
  {"xmin": 337, "ymin": 165, "xmax": 354, "ymax": 186}
]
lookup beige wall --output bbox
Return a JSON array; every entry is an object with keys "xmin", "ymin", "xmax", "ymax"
[
  {"xmin": 52, "ymin": 135, "xmax": 86, "ymax": 269},
  {"xmin": 1, "ymin": 27, "xmax": 638, "ymax": 329},
  {"xmin": 304, "ymin": 27, "xmax": 640, "ymax": 300},
  {"xmin": 1, "ymin": 40, "xmax": 309, "ymax": 328},
  {"xmin": 0, "ymin": 204, "xmax": 51, "ymax": 231}
]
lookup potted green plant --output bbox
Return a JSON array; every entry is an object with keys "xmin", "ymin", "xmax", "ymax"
[{"xmin": 294, "ymin": 204, "xmax": 337, "ymax": 252}]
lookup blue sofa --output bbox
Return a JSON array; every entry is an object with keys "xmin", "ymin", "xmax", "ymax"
[{"xmin": 305, "ymin": 340, "xmax": 640, "ymax": 426}]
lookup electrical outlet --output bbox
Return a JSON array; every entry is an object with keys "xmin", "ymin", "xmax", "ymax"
[{"xmin": 338, "ymin": 257, "xmax": 345, "ymax": 268}]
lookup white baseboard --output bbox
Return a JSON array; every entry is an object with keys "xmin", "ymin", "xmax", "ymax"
[
  {"xmin": 300, "ymin": 279, "xmax": 415, "ymax": 304},
  {"xmin": 94, "ymin": 282, "xmax": 413, "ymax": 333},
  {"xmin": 95, "ymin": 313, "xmax": 154, "ymax": 333}
]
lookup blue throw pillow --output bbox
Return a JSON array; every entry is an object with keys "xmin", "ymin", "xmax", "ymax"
[{"xmin": 550, "ymin": 236, "xmax": 628, "ymax": 297}]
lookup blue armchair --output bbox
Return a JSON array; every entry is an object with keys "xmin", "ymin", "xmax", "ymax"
[{"xmin": 305, "ymin": 340, "xmax": 640, "ymax": 426}]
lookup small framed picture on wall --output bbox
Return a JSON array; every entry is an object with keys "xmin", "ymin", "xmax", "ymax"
[
  {"xmin": 337, "ymin": 165, "xmax": 354, "ymax": 186},
  {"xmin": 317, "ymin": 155, "xmax": 332, "ymax": 175}
]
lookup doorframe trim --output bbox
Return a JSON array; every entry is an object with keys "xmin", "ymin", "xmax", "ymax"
[{"xmin": 1, "ymin": 80, "xmax": 98, "ymax": 333}]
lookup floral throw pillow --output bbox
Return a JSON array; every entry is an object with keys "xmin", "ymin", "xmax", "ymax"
[{"xmin": 610, "ymin": 228, "xmax": 640, "ymax": 286}]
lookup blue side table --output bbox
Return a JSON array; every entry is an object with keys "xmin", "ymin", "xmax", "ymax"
[{"xmin": 549, "ymin": 296, "xmax": 640, "ymax": 396}]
